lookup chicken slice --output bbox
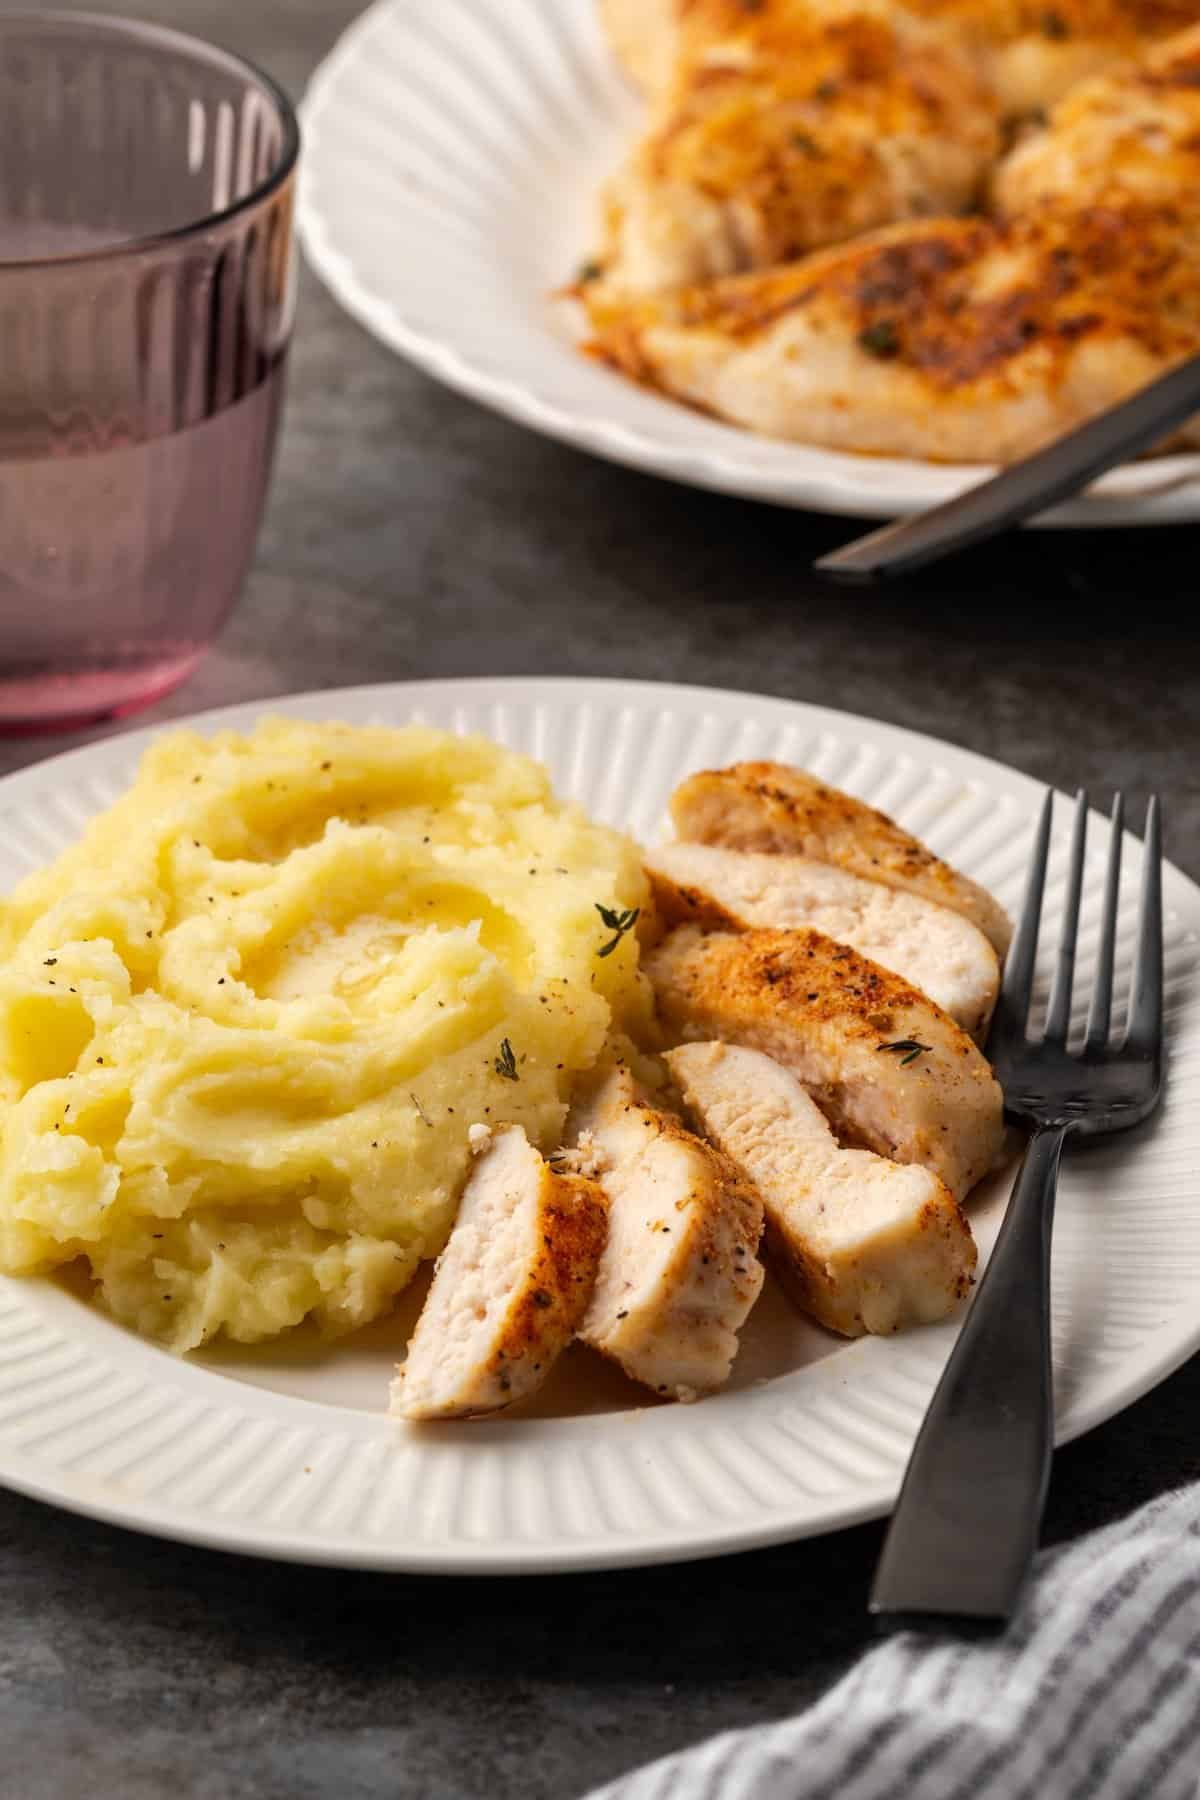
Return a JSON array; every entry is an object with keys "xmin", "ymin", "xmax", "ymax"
[
  {"xmin": 670, "ymin": 763, "xmax": 1012, "ymax": 956},
  {"xmin": 569, "ymin": 1063, "xmax": 764, "ymax": 1400},
  {"xmin": 667, "ymin": 1041, "xmax": 977, "ymax": 1335},
  {"xmin": 392, "ymin": 1125, "xmax": 607, "ymax": 1421},
  {"xmin": 591, "ymin": 0, "xmax": 1000, "ymax": 298},
  {"xmin": 645, "ymin": 841, "xmax": 999, "ymax": 1039},
  {"xmin": 647, "ymin": 925, "xmax": 1004, "ymax": 1201}
]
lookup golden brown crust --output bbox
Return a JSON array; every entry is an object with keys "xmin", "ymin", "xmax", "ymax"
[
  {"xmin": 615, "ymin": 6, "xmax": 1000, "ymax": 272},
  {"xmin": 583, "ymin": 8, "xmax": 1200, "ymax": 464},
  {"xmin": 480, "ymin": 1169, "xmax": 608, "ymax": 1408},
  {"xmin": 669, "ymin": 762, "xmax": 1012, "ymax": 953},
  {"xmin": 647, "ymin": 924, "xmax": 1005, "ymax": 1198},
  {"xmin": 590, "ymin": 198, "xmax": 1200, "ymax": 381},
  {"xmin": 670, "ymin": 924, "xmax": 954, "ymax": 1047}
]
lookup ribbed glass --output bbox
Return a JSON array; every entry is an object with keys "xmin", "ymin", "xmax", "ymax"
[{"xmin": 0, "ymin": 12, "xmax": 299, "ymax": 730}]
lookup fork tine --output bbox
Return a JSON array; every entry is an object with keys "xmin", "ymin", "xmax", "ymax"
[
  {"xmin": 1000, "ymin": 788, "xmax": 1054, "ymax": 1027},
  {"xmin": 1125, "ymin": 796, "xmax": 1163, "ymax": 1053},
  {"xmin": 1084, "ymin": 792, "xmax": 1124, "ymax": 1052},
  {"xmin": 1043, "ymin": 789, "xmax": 1088, "ymax": 1044}
]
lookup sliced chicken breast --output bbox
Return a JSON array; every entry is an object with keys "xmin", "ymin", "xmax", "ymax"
[
  {"xmin": 670, "ymin": 763, "xmax": 1012, "ymax": 956},
  {"xmin": 392, "ymin": 1125, "xmax": 607, "ymax": 1421},
  {"xmin": 647, "ymin": 925, "xmax": 1004, "ymax": 1202},
  {"xmin": 667, "ymin": 1042, "xmax": 977, "ymax": 1335},
  {"xmin": 569, "ymin": 1063, "xmax": 764, "ymax": 1400},
  {"xmin": 645, "ymin": 841, "xmax": 999, "ymax": 1039}
]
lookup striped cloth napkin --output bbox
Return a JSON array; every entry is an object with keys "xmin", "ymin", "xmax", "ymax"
[{"xmin": 584, "ymin": 1483, "xmax": 1200, "ymax": 1800}]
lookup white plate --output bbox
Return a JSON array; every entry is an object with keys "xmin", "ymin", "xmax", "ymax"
[
  {"xmin": 297, "ymin": 0, "xmax": 1200, "ymax": 528},
  {"xmin": 1, "ymin": 676, "xmax": 1198, "ymax": 1572}
]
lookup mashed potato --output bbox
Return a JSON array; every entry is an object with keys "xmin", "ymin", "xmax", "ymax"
[{"xmin": 0, "ymin": 717, "xmax": 651, "ymax": 1351}]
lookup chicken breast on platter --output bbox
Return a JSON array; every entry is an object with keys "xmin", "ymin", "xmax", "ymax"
[
  {"xmin": 667, "ymin": 1041, "xmax": 977, "ymax": 1335},
  {"xmin": 569, "ymin": 1063, "xmax": 764, "ymax": 1401},
  {"xmin": 648, "ymin": 926, "xmax": 1005, "ymax": 1202},
  {"xmin": 585, "ymin": 192, "xmax": 1200, "ymax": 466},
  {"xmin": 645, "ymin": 841, "xmax": 1000, "ymax": 1039},
  {"xmin": 670, "ymin": 763, "xmax": 1012, "ymax": 956},
  {"xmin": 993, "ymin": 22, "xmax": 1200, "ymax": 214},
  {"xmin": 392, "ymin": 1125, "xmax": 607, "ymax": 1421},
  {"xmin": 592, "ymin": 0, "xmax": 1000, "ymax": 298}
]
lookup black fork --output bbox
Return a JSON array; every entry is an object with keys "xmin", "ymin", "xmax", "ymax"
[{"xmin": 870, "ymin": 790, "xmax": 1165, "ymax": 1625}]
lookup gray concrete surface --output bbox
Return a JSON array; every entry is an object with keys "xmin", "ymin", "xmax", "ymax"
[{"xmin": 2, "ymin": 3, "xmax": 1199, "ymax": 1796}]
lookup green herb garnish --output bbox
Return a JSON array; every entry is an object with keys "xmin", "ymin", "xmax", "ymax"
[
  {"xmin": 858, "ymin": 319, "xmax": 901, "ymax": 359},
  {"xmin": 494, "ymin": 1038, "xmax": 520, "ymax": 1081},
  {"xmin": 878, "ymin": 1039, "xmax": 932, "ymax": 1067},
  {"xmin": 595, "ymin": 903, "xmax": 640, "ymax": 958}
]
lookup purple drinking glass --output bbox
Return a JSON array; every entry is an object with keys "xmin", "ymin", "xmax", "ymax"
[{"xmin": 0, "ymin": 11, "xmax": 299, "ymax": 731}]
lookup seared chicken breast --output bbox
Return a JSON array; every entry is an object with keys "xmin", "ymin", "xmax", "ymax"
[
  {"xmin": 600, "ymin": 0, "xmax": 1200, "ymax": 117},
  {"xmin": 668, "ymin": 1041, "xmax": 977, "ymax": 1334},
  {"xmin": 585, "ymin": 194, "xmax": 1200, "ymax": 464},
  {"xmin": 993, "ymin": 22, "xmax": 1200, "ymax": 213},
  {"xmin": 392, "ymin": 1126, "xmax": 607, "ymax": 1421},
  {"xmin": 570, "ymin": 1063, "xmax": 764, "ymax": 1400},
  {"xmin": 648, "ymin": 925, "xmax": 1004, "ymax": 1201},
  {"xmin": 645, "ymin": 841, "xmax": 999, "ymax": 1038},
  {"xmin": 594, "ymin": 0, "xmax": 1000, "ymax": 297},
  {"xmin": 586, "ymin": 9, "xmax": 1200, "ymax": 465},
  {"xmin": 670, "ymin": 763, "xmax": 1012, "ymax": 955}
]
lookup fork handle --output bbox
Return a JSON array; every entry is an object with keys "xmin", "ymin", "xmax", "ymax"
[{"xmin": 869, "ymin": 1124, "xmax": 1068, "ymax": 1625}]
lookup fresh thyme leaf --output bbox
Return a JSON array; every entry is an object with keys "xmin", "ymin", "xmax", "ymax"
[
  {"xmin": 595, "ymin": 903, "xmax": 640, "ymax": 959},
  {"xmin": 494, "ymin": 1037, "xmax": 520, "ymax": 1081},
  {"xmin": 878, "ymin": 1038, "xmax": 932, "ymax": 1067},
  {"xmin": 858, "ymin": 319, "xmax": 901, "ymax": 359},
  {"xmin": 576, "ymin": 258, "xmax": 604, "ymax": 285}
]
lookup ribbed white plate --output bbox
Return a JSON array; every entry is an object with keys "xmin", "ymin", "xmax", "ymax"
[
  {"xmin": 1, "ymin": 677, "xmax": 1198, "ymax": 1572},
  {"xmin": 297, "ymin": 0, "xmax": 1200, "ymax": 528}
]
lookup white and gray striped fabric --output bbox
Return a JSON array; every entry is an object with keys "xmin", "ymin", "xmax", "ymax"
[{"xmin": 585, "ymin": 1485, "xmax": 1200, "ymax": 1800}]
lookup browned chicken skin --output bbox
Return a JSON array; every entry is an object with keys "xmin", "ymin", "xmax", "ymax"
[
  {"xmin": 670, "ymin": 763, "xmax": 1013, "ymax": 954},
  {"xmin": 393, "ymin": 1126, "xmax": 608, "ymax": 1422},
  {"xmin": 647, "ymin": 924, "xmax": 1005, "ymax": 1201},
  {"xmin": 603, "ymin": 0, "xmax": 1200, "ymax": 108},
  {"xmin": 570, "ymin": 1063, "xmax": 765, "ymax": 1400},
  {"xmin": 589, "ymin": 1, "xmax": 1200, "ymax": 462},
  {"xmin": 596, "ymin": 1, "xmax": 1001, "ymax": 297}
]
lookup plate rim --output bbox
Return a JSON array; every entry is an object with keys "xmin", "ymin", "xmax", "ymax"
[
  {"xmin": 295, "ymin": 0, "xmax": 1200, "ymax": 531},
  {"xmin": 1, "ymin": 672, "xmax": 1198, "ymax": 1574}
]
